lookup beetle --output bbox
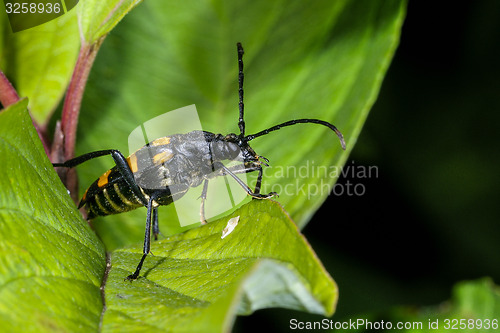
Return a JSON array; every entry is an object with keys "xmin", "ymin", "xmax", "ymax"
[{"xmin": 53, "ymin": 43, "xmax": 346, "ymax": 280}]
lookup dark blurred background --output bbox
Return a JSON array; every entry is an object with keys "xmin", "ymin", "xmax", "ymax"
[{"xmin": 236, "ymin": 1, "xmax": 500, "ymax": 330}]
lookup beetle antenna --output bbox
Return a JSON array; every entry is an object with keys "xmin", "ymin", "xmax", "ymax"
[
  {"xmin": 244, "ymin": 119, "xmax": 346, "ymax": 150},
  {"xmin": 237, "ymin": 42, "xmax": 245, "ymax": 138}
]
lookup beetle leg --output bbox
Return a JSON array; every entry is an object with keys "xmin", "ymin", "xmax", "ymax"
[
  {"xmin": 222, "ymin": 164, "xmax": 265, "ymax": 196},
  {"xmin": 223, "ymin": 164, "xmax": 260, "ymax": 174},
  {"xmin": 53, "ymin": 149, "xmax": 148, "ymax": 207},
  {"xmin": 126, "ymin": 191, "xmax": 163, "ymax": 281},
  {"xmin": 52, "ymin": 149, "xmax": 118, "ymax": 168},
  {"xmin": 152, "ymin": 206, "xmax": 159, "ymax": 240},
  {"xmin": 253, "ymin": 166, "xmax": 263, "ymax": 195},
  {"xmin": 215, "ymin": 163, "xmax": 277, "ymax": 199},
  {"xmin": 109, "ymin": 151, "xmax": 148, "ymax": 206},
  {"xmin": 199, "ymin": 179, "xmax": 209, "ymax": 225}
]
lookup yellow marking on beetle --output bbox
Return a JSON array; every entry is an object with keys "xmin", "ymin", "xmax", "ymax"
[
  {"xmin": 150, "ymin": 137, "xmax": 171, "ymax": 147},
  {"xmin": 97, "ymin": 169, "xmax": 112, "ymax": 188},
  {"xmin": 113, "ymin": 183, "xmax": 136, "ymax": 206},
  {"xmin": 153, "ymin": 150, "xmax": 174, "ymax": 165},
  {"xmin": 94, "ymin": 193, "xmax": 111, "ymax": 215},
  {"xmin": 82, "ymin": 187, "xmax": 89, "ymax": 201},
  {"xmin": 127, "ymin": 154, "xmax": 138, "ymax": 173},
  {"xmin": 141, "ymin": 189, "xmax": 150, "ymax": 204},
  {"xmin": 103, "ymin": 188, "xmax": 122, "ymax": 212}
]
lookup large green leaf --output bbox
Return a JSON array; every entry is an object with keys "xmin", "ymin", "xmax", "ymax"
[
  {"xmin": 77, "ymin": 0, "xmax": 144, "ymax": 44},
  {"xmin": 75, "ymin": 0, "xmax": 406, "ymax": 249},
  {"xmin": 1, "ymin": 103, "xmax": 337, "ymax": 331},
  {"xmin": 333, "ymin": 279, "xmax": 500, "ymax": 333},
  {"xmin": 0, "ymin": 9, "xmax": 79, "ymax": 125},
  {"xmin": 388, "ymin": 279, "xmax": 500, "ymax": 333},
  {"xmin": 0, "ymin": 100, "xmax": 106, "ymax": 332},
  {"xmin": 104, "ymin": 200, "xmax": 337, "ymax": 331}
]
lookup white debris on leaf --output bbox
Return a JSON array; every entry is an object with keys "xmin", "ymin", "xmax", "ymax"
[{"xmin": 221, "ymin": 216, "xmax": 240, "ymax": 239}]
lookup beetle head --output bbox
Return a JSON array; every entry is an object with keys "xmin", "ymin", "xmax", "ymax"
[
  {"xmin": 208, "ymin": 133, "xmax": 239, "ymax": 161},
  {"xmin": 211, "ymin": 132, "xmax": 268, "ymax": 168}
]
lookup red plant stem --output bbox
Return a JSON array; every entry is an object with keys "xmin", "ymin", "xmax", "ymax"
[
  {"xmin": 32, "ymin": 121, "xmax": 51, "ymax": 156},
  {"xmin": 0, "ymin": 70, "xmax": 20, "ymax": 107},
  {"xmin": 57, "ymin": 38, "xmax": 103, "ymax": 200},
  {"xmin": 0, "ymin": 70, "xmax": 50, "ymax": 155},
  {"xmin": 60, "ymin": 39, "xmax": 103, "ymax": 161}
]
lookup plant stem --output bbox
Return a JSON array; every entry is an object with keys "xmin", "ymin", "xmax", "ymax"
[
  {"xmin": 60, "ymin": 38, "xmax": 104, "ymax": 161},
  {"xmin": 0, "ymin": 70, "xmax": 20, "ymax": 107},
  {"xmin": 57, "ymin": 38, "xmax": 104, "ymax": 199}
]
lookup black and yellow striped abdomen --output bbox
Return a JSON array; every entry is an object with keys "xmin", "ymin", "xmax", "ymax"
[
  {"xmin": 79, "ymin": 165, "xmax": 144, "ymax": 219},
  {"xmin": 78, "ymin": 136, "xmax": 178, "ymax": 219}
]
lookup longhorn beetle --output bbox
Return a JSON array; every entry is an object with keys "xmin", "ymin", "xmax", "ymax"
[{"xmin": 54, "ymin": 43, "xmax": 346, "ymax": 280}]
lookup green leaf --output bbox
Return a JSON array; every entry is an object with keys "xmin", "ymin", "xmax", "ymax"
[
  {"xmin": 0, "ymin": 100, "xmax": 106, "ymax": 332},
  {"xmin": 102, "ymin": 200, "xmax": 337, "ymax": 332},
  {"xmin": 77, "ymin": 0, "xmax": 144, "ymax": 44},
  {"xmin": 75, "ymin": 0, "xmax": 406, "ymax": 249},
  {"xmin": 389, "ymin": 278, "xmax": 500, "ymax": 333},
  {"xmin": 0, "ymin": 10, "xmax": 79, "ymax": 125}
]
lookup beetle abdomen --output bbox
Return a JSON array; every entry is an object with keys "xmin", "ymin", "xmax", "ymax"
[{"xmin": 79, "ymin": 167, "xmax": 144, "ymax": 219}]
